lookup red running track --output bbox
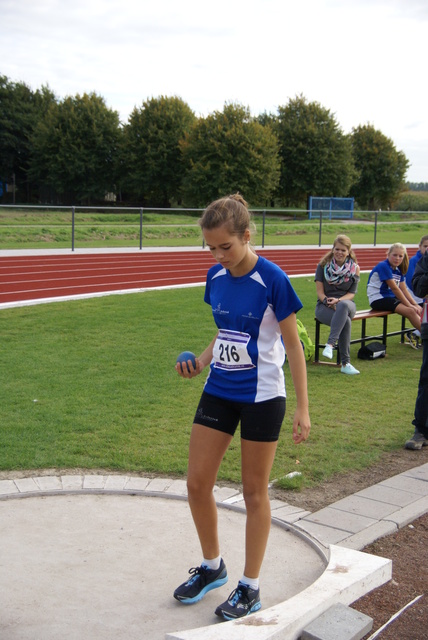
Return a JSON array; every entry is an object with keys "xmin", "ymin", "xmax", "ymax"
[{"xmin": 0, "ymin": 247, "xmax": 417, "ymax": 305}]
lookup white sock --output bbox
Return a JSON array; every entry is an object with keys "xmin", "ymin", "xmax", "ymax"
[
  {"xmin": 202, "ymin": 555, "xmax": 221, "ymax": 571},
  {"xmin": 414, "ymin": 330, "xmax": 421, "ymax": 338},
  {"xmin": 239, "ymin": 574, "xmax": 259, "ymax": 590}
]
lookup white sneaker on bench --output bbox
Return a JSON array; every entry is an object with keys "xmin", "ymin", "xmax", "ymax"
[
  {"xmin": 322, "ymin": 345, "xmax": 333, "ymax": 359},
  {"xmin": 341, "ymin": 363, "xmax": 360, "ymax": 375}
]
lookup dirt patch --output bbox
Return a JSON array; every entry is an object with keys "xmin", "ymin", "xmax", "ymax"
[
  {"xmin": 271, "ymin": 447, "xmax": 428, "ymax": 512},
  {"xmin": 354, "ymin": 512, "xmax": 427, "ymax": 640}
]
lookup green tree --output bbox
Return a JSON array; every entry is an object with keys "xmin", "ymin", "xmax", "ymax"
[
  {"xmin": 0, "ymin": 75, "xmax": 56, "ymax": 202},
  {"xmin": 181, "ymin": 103, "xmax": 280, "ymax": 206},
  {"xmin": 349, "ymin": 124, "xmax": 409, "ymax": 209},
  {"xmin": 256, "ymin": 111, "xmax": 277, "ymax": 127},
  {"xmin": 30, "ymin": 92, "xmax": 121, "ymax": 204},
  {"xmin": 276, "ymin": 95, "xmax": 356, "ymax": 207},
  {"xmin": 123, "ymin": 96, "xmax": 196, "ymax": 206}
]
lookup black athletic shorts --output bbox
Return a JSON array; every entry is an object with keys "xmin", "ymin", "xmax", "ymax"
[
  {"xmin": 370, "ymin": 297, "xmax": 401, "ymax": 312},
  {"xmin": 193, "ymin": 391, "xmax": 286, "ymax": 442}
]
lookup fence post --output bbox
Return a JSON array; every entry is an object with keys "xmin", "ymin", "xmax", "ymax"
[
  {"xmin": 71, "ymin": 206, "xmax": 75, "ymax": 252},
  {"xmin": 318, "ymin": 211, "xmax": 323, "ymax": 247},
  {"xmin": 262, "ymin": 210, "xmax": 266, "ymax": 247},
  {"xmin": 139, "ymin": 207, "xmax": 143, "ymax": 250},
  {"xmin": 374, "ymin": 210, "xmax": 378, "ymax": 246}
]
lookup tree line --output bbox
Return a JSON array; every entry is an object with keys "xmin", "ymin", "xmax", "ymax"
[
  {"xmin": 407, "ymin": 182, "xmax": 428, "ymax": 191},
  {"xmin": 0, "ymin": 74, "xmax": 410, "ymax": 209}
]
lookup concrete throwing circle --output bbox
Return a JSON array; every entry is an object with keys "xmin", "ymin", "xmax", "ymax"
[{"xmin": 0, "ymin": 492, "xmax": 325, "ymax": 639}]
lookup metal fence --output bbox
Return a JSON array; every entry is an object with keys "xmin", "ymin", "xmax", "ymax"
[{"xmin": 1, "ymin": 204, "xmax": 427, "ymax": 251}]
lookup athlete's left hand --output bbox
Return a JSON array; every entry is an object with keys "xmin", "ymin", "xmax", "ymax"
[{"xmin": 292, "ymin": 411, "xmax": 311, "ymax": 444}]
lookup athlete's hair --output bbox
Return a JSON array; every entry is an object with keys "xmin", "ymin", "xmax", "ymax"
[
  {"xmin": 419, "ymin": 234, "xmax": 428, "ymax": 246},
  {"xmin": 199, "ymin": 194, "xmax": 251, "ymax": 239},
  {"xmin": 387, "ymin": 242, "xmax": 409, "ymax": 274},
  {"xmin": 319, "ymin": 234, "xmax": 357, "ymax": 267}
]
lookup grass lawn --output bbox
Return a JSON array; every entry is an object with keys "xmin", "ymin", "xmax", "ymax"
[{"xmin": 0, "ymin": 272, "xmax": 421, "ymax": 490}]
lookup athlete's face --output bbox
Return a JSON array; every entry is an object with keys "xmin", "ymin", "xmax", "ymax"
[
  {"xmin": 388, "ymin": 248, "xmax": 405, "ymax": 268},
  {"xmin": 203, "ymin": 224, "xmax": 253, "ymax": 276},
  {"xmin": 419, "ymin": 239, "xmax": 428, "ymax": 254},
  {"xmin": 333, "ymin": 242, "xmax": 350, "ymax": 266}
]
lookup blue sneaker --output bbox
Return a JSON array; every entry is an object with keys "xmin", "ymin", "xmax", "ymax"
[
  {"xmin": 173, "ymin": 559, "xmax": 228, "ymax": 604},
  {"xmin": 215, "ymin": 582, "xmax": 261, "ymax": 620}
]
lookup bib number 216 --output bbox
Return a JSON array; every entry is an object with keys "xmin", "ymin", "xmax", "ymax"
[
  {"xmin": 218, "ymin": 343, "xmax": 239, "ymax": 363},
  {"xmin": 213, "ymin": 329, "xmax": 255, "ymax": 371}
]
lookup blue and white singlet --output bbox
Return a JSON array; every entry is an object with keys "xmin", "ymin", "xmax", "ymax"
[
  {"xmin": 203, "ymin": 255, "xmax": 302, "ymax": 403},
  {"xmin": 367, "ymin": 259, "xmax": 404, "ymax": 304}
]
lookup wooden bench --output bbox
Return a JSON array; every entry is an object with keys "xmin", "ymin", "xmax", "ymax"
[{"xmin": 314, "ymin": 309, "xmax": 408, "ymax": 365}]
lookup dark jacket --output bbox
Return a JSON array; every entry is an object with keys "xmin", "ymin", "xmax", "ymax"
[{"xmin": 412, "ymin": 250, "xmax": 428, "ymax": 339}]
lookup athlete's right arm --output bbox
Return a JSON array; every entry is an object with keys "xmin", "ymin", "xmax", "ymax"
[
  {"xmin": 197, "ymin": 333, "xmax": 218, "ymax": 370},
  {"xmin": 175, "ymin": 332, "xmax": 218, "ymax": 379},
  {"xmin": 386, "ymin": 278, "xmax": 417, "ymax": 309}
]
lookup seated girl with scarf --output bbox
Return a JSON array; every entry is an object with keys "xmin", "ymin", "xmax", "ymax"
[{"xmin": 315, "ymin": 235, "xmax": 360, "ymax": 375}]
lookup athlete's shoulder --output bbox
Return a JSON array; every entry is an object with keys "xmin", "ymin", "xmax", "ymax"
[
  {"xmin": 207, "ymin": 263, "xmax": 226, "ymax": 280},
  {"xmin": 255, "ymin": 255, "xmax": 287, "ymax": 279},
  {"xmin": 375, "ymin": 258, "xmax": 388, "ymax": 269},
  {"xmin": 409, "ymin": 251, "xmax": 421, "ymax": 266},
  {"xmin": 375, "ymin": 259, "xmax": 392, "ymax": 274},
  {"xmin": 369, "ymin": 260, "xmax": 386, "ymax": 282}
]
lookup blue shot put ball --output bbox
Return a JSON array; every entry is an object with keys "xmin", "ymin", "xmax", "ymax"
[{"xmin": 176, "ymin": 351, "xmax": 197, "ymax": 372}]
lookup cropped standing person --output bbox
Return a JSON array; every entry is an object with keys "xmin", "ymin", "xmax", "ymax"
[
  {"xmin": 405, "ymin": 248, "xmax": 428, "ymax": 450},
  {"xmin": 367, "ymin": 243, "xmax": 421, "ymax": 333},
  {"xmin": 405, "ymin": 235, "xmax": 428, "ymax": 303},
  {"xmin": 315, "ymin": 234, "xmax": 361, "ymax": 374},
  {"xmin": 404, "ymin": 235, "xmax": 428, "ymax": 348},
  {"xmin": 173, "ymin": 194, "xmax": 310, "ymax": 620}
]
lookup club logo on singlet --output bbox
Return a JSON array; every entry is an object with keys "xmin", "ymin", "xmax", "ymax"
[{"xmin": 213, "ymin": 303, "xmax": 229, "ymax": 316}]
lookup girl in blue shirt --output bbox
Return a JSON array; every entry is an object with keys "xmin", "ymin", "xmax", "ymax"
[
  {"xmin": 173, "ymin": 194, "xmax": 310, "ymax": 621},
  {"xmin": 406, "ymin": 235, "xmax": 428, "ymax": 304},
  {"xmin": 367, "ymin": 243, "xmax": 421, "ymax": 333}
]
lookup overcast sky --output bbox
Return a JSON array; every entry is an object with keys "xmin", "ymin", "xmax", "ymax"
[{"xmin": 2, "ymin": 0, "xmax": 427, "ymax": 182}]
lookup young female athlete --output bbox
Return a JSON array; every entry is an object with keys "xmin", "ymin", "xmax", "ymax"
[
  {"xmin": 173, "ymin": 194, "xmax": 311, "ymax": 621},
  {"xmin": 367, "ymin": 243, "xmax": 422, "ymax": 333}
]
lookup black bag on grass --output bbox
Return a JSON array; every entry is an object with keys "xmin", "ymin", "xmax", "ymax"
[{"xmin": 358, "ymin": 342, "xmax": 386, "ymax": 360}]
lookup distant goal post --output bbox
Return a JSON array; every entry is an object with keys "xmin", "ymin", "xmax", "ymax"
[{"xmin": 308, "ymin": 196, "xmax": 354, "ymax": 219}]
